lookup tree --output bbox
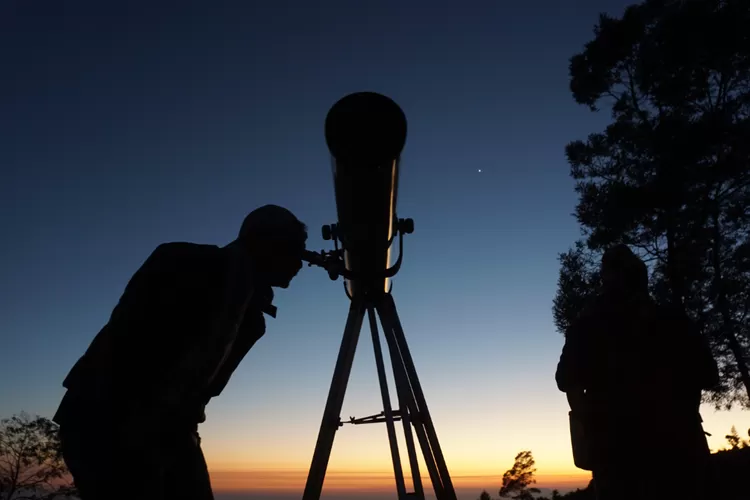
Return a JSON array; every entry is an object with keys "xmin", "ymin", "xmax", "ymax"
[
  {"xmin": 724, "ymin": 425, "xmax": 750, "ymax": 450},
  {"xmin": 0, "ymin": 413, "xmax": 76, "ymax": 500},
  {"xmin": 552, "ymin": 241, "xmax": 602, "ymax": 336},
  {"xmin": 498, "ymin": 451, "xmax": 541, "ymax": 500},
  {"xmin": 478, "ymin": 491, "xmax": 493, "ymax": 500},
  {"xmin": 556, "ymin": 0, "xmax": 750, "ymax": 408}
]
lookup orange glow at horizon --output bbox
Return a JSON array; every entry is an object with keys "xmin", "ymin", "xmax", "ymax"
[
  {"xmin": 208, "ymin": 469, "xmax": 592, "ymax": 493},
  {"xmin": 198, "ymin": 401, "xmax": 748, "ymax": 496}
]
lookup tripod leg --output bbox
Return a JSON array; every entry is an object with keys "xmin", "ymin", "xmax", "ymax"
[
  {"xmin": 380, "ymin": 294, "xmax": 457, "ymax": 500},
  {"xmin": 397, "ymin": 398, "xmax": 425, "ymax": 499},
  {"xmin": 378, "ymin": 302, "xmax": 440, "ymax": 500},
  {"xmin": 367, "ymin": 306, "xmax": 407, "ymax": 499},
  {"xmin": 376, "ymin": 303, "xmax": 425, "ymax": 499},
  {"xmin": 302, "ymin": 299, "xmax": 367, "ymax": 500}
]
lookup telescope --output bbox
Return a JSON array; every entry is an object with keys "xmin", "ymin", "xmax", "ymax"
[
  {"xmin": 301, "ymin": 92, "xmax": 456, "ymax": 500},
  {"xmin": 302, "ymin": 91, "xmax": 414, "ymax": 299}
]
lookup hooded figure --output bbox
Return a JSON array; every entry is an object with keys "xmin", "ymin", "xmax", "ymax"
[
  {"xmin": 556, "ymin": 244, "xmax": 718, "ymax": 500},
  {"xmin": 53, "ymin": 205, "xmax": 308, "ymax": 500}
]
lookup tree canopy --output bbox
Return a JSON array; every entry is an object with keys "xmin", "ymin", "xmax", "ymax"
[
  {"xmin": 553, "ymin": 0, "xmax": 750, "ymax": 408},
  {"xmin": 0, "ymin": 413, "xmax": 76, "ymax": 500},
  {"xmin": 498, "ymin": 450, "xmax": 541, "ymax": 500}
]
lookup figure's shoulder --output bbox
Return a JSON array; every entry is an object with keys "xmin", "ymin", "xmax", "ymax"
[
  {"xmin": 576, "ymin": 294, "xmax": 607, "ymax": 323},
  {"xmin": 150, "ymin": 242, "xmax": 221, "ymax": 259},
  {"xmin": 651, "ymin": 301, "xmax": 688, "ymax": 322},
  {"xmin": 142, "ymin": 242, "xmax": 224, "ymax": 274},
  {"xmin": 152, "ymin": 241, "xmax": 218, "ymax": 253},
  {"xmin": 645, "ymin": 302, "xmax": 696, "ymax": 338}
]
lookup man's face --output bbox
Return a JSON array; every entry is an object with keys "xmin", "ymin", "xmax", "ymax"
[{"xmin": 259, "ymin": 229, "xmax": 307, "ymax": 288}]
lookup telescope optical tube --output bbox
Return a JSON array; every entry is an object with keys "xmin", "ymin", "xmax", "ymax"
[{"xmin": 325, "ymin": 92, "xmax": 407, "ymax": 299}]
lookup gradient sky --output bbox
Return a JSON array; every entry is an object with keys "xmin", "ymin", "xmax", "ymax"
[{"xmin": 2, "ymin": 1, "xmax": 748, "ymax": 498}]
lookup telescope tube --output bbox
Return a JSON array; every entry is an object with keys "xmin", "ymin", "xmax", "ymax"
[{"xmin": 325, "ymin": 92, "xmax": 407, "ymax": 299}]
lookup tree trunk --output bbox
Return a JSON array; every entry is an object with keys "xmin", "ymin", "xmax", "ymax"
[
  {"xmin": 711, "ymin": 211, "xmax": 750, "ymax": 406},
  {"xmin": 666, "ymin": 210, "xmax": 686, "ymax": 308}
]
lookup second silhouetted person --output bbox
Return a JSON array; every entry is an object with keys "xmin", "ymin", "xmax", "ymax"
[{"xmin": 556, "ymin": 244, "xmax": 719, "ymax": 500}]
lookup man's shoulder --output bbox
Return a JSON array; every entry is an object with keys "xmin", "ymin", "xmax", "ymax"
[
  {"xmin": 571, "ymin": 295, "xmax": 607, "ymax": 329},
  {"xmin": 152, "ymin": 241, "xmax": 221, "ymax": 256},
  {"xmin": 148, "ymin": 242, "xmax": 223, "ymax": 264},
  {"xmin": 131, "ymin": 243, "xmax": 227, "ymax": 283},
  {"xmin": 651, "ymin": 301, "xmax": 689, "ymax": 323}
]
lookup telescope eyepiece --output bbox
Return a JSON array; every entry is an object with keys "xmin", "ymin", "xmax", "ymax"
[{"xmin": 325, "ymin": 92, "xmax": 407, "ymax": 169}]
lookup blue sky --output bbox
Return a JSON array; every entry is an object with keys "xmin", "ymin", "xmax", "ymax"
[{"xmin": 1, "ymin": 0, "xmax": 747, "ymax": 495}]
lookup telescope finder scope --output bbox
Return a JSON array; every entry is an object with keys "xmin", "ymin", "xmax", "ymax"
[{"xmin": 325, "ymin": 91, "xmax": 408, "ymax": 299}]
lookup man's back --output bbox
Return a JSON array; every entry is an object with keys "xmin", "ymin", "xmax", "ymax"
[
  {"xmin": 559, "ymin": 297, "xmax": 715, "ymax": 413},
  {"xmin": 557, "ymin": 294, "xmax": 718, "ymax": 467},
  {"xmin": 55, "ymin": 242, "xmax": 229, "ymax": 426},
  {"xmin": 53, "ymin": 204, "xmax": 307, "ymax": 500}
]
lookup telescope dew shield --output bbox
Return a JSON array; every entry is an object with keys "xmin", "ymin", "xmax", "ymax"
[{"xmin": 325, "ymin": 92, "xmax": 407, "ymax": 299}]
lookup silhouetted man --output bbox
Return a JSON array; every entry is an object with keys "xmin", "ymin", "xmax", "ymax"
[
  {"xmin": 556, "ymin": 244, "xmax": 719, "ymax": 500},
  {"xmin": 53, "ymin": 205, "xmax": 308, "ymax": 500}
]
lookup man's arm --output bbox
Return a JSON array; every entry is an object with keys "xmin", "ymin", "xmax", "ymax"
[
  {"xmin": 63, "ymin": 243, "xmax": 179, "ymax": 390},
  {"xmin": 555, "ymin": 319, "xmax": 589, "ymax": 394},
  {"xmin": 680, "ymin": 314, "xmax": 720, "ymax": 390},
  {"xmin": 556, "ymin": 334, "xmax": 589, "ymax": 414},
  {"xmin": 55, "ymin": 243, "xmax": 189, "ymax": 426},
  {"xmin": 107, "ymin": 244, "xmax": 192, "ymax": 401},
  {"xmin": 152, "ymin": 244, "xmax": 259, "ymax": 410},
  {"xmin": 204, "ymin": 306, "xmax": 267, "ymax": 400}
]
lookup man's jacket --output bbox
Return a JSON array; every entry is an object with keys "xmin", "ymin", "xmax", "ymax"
[
  {"xmin": 53, "ymin": 242, "xmax": 273, "ymax": 428},
  {"xmin": 556, "ymin": 293, "xmax": 719, "ymax": 463},
  {"xmin": 556, "ymin": 296, "xmax": 718, "ymax": 414}
]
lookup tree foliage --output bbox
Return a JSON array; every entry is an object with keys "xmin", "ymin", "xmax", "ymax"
[
  {"xmin": 554, "ymin": 0, "xmax": 750, "ymax": 408},
  {"xmin": 498, "ymin": 451, "xmax": 541, "ymax": 500},
  {"xmin": 724, "ymin": 425, "xmax": 750, "ymax": 450},
  {"xmin": 0, "ymin": 413, "xmax": 76, "ymax": 500},
  {"xmin": 552, "ymin": 241, "xmax": 602, "ymax": 336}
]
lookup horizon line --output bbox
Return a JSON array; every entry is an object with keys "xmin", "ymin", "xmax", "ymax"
[
  {"xmin": 208, "ymin": 468, "xmax": 590, "ymax": 478},
  {"xmin": 207, "ymin": 469, "xmax": 591, "ymax": 493}
]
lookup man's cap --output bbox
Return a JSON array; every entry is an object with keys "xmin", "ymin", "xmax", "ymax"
[{"xmin": 238, "ymin": 205, "xmax": 306, "ymax": 242}]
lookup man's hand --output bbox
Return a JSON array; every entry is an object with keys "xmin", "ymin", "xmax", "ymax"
[{"xmin": 566, "ymin": 390, "xmax": 587, "ymax": 413}]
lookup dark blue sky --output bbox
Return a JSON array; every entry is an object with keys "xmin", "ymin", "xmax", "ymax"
[{"xmin": 15, "ymin": 0, "xmax": 744, "ymax": 486}]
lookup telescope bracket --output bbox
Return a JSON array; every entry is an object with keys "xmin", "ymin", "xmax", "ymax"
[{"xmin": 307, "ymin": 217, "xmax": 414, "ymax": 281}]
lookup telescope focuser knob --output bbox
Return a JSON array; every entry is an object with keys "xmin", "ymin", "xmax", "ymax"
[
  {"xmin": 398, "ymin": 218, "xmax": 414, "ymax": 234},
  {"xmin": 321, "ymin": 223, "xmax": 339, "ymax": 241}
]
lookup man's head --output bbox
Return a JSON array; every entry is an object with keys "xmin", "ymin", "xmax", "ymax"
[
  {"xmin": 600, "ymin": 244, "xmax": 649, "ymax": 299},
  {"xmin": 234, "ymin": 205, "xmax": 308, "ymax": 288}
]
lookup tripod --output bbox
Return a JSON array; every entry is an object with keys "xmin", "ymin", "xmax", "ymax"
[{"xmin": 302, "ymin": 291, "xmax": 457, "ymax": 500}]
